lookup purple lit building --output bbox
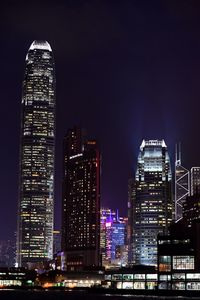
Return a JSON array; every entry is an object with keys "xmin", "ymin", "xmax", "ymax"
[{"xmin": 100, "ymin": 208, "xmax": 127, "ymax": 267}]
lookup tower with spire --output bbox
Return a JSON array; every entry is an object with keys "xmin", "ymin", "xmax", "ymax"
[{"xmin": 17, "ymin": 41, "xmax": 56, "ymax": 268}]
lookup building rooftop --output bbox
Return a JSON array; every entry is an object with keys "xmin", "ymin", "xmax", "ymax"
[
  {"xmin": 140, "ymin": 139, "xmax": 167, "ymax": 150},
  {"xmin": 29, "ymin": 40, "xmax": 52, "ymax": 51}
]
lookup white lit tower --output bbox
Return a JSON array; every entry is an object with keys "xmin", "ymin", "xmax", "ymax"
[
  {"xmin": 175, "ymin": 143, "xmax": 190, "ymax": 222},
  {"xmin": 17, "ymin": 41, "xmax": 56, "ymax": 268},
  {"xmin": 130, "ymin": 140, "xmax": 173, "ymax": 266}
]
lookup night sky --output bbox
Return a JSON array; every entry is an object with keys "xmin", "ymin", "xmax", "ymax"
[{"xmin": 1, "ymin": 1, "xmax": 200, "ymax": 240}]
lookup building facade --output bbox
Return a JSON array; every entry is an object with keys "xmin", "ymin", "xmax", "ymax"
[
  {"xmin": 175, "ymin": 143, "xmax": 190, "ymax": 221},
  {"xmin": 127, "ymin": 178, "xmax": 135, "ymax": 264},
  {"xmin": 53, "ymin": 230, "xmax": 61, "ymax": 256},
  {"xmin": 183, "ymin": 194, "xmax": 200, "ymax": 226},
  {"xmin": 191, "ymin": 167, "xmax": 200, "ymax": 196},
  {"xmin": 17, "ymin": 41, "xmax": 56, "ymax": 267},
  {"xmin": 157, "ymin": 218, "xmax": 200, "ymax": 290},
  {"xmin": 100, "ymin": 208, "xmax": 127, "ymax": 267},
  {"xmin": 100, "ymin": 208, "xmax": 117, "ymax": 266},
  {"xmin": 0, "ymin": 240, "xmax": 16, "ymax": 268},
  {"xmin": 129, "ymin": 140, "xmax": 173, "ymax": 266},
  {"xmin": 62, "ymin": 127, "xmax": 101, "ymax": 270}
]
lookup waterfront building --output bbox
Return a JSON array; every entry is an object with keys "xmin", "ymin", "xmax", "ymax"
[
  {"xmin": 17, "ymin": 40, "xmax": 56, "ymax": 268},
  {"xmin": 157, "ymin": 218, "xmax": 200, "ymax": 290},
  {"xmin": 175, "ymin": 143, "xmax": 190, "ymax": 221},
  {"xmin": 62, "ymin": 127, "xmax": 101, "ymax": 270},
  {"xmin": 129, "ymin": 140, "xmax": 173, "ymax": 266},
  {"xmin": 0, "ymin": 268, "xmax": 36, "ymax": 287},
  {"xmin": 104, "ymin": 265, "xmax": 200, "ymax": 291},
  {"xmin": 104, "ymin": 266, "xmax": 157, "ymax": 289},
  {"xmin": 191, "ymin": 167, "xmax": 200, "ymax": 195}
]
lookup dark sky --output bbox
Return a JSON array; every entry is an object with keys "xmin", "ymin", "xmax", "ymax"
[{"xmin": 1, "ymin": 0, "xmax": 200, "ymax": 240}]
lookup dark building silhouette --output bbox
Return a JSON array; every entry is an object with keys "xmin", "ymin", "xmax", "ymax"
[
  {"xmin": 17, "ymin": 41, "xmax": 56, "ymax": 268},
  {"xmin": 0, "ymin": 240, "xmax": 16, "ymax": 268},
  {"xmin": 183, "ymin": 194, "xmax": 200, "ymax": 226},
  {"xmin": 53, "ymin": 230, "xmax": 61, "ymax": 256},
  {"xmin": 127, "ymin": 178, "xmax": 135, "ymax": 265},
  {"xmin": 157, "ymin": 219, "xmax": 200, "ymax": 290},
  {"xmin": 157, "ymin": 187, "xmax": 200, "ymax": 290},
  {"xmin": 62, "ymin": 127, "xmax": 101, "ymax": 270},
  {"xmin": 191, "ymin": 167, "xmax": 200, "ymax": 195}
]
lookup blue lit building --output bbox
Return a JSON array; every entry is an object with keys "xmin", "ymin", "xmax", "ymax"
[
  {"xmin": 100, "ymin": 208, "xmax": 127, "ymax": 267},
  {"xmin": 111, "ymin": 221, "xmax": 126, "ymax": 260}
]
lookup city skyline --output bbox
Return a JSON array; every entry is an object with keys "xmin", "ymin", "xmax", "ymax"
[{"xmin": 1, "ymin": 1, "xmax": 200, "ymax": 241}]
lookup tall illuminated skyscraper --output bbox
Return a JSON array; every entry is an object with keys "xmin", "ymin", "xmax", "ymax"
[
  {"xmin": 175, "ymin": 143, "xmax": 190, "ymax": 221},
  {"xmin": 129, "ymin": 140, "xmax": 173, "ymax": 266},
  {"xmin": 17, "ymin": 41, "xmax": 56, "ymax": 268},
  {"xmin": 62, "ymin": 127, "xmax": 101, "ymax": 270}
]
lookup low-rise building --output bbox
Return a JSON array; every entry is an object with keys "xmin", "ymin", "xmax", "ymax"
[
  {"xmin": 0, "ymin": 267, "xmax": 36, "ymax": 286},
  {"xmin": 157, "ymin": 218, "xmax": 200, "ymax": 290}
]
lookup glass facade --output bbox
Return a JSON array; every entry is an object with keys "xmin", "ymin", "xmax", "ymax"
[
  {"xmin": 105, "ymin": 270, "xmax": 158, "ymax": 290},
  {"xmin": 130, "ymin": 140, "xmax": 172, "ymax": 266},
  {"xmin": 159, "ymin": 256, "xmax": 171, "ymax": 272},
  {"xmin": 17, "ymin": 41, "xmax": 56, "ymax": 267},
  {"xmin": 173, "ymin": 256, "xmax": 194, "ymax": 270},
  {"xmin": 105, "ymin": 270, "xmax": 200, "ymax": 291}
]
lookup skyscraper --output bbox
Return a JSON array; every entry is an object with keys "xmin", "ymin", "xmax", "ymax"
[
  {"xmin": 17, "ymin": 41, "xmax": 56, "ymax": 268},
  {"xmin": 191, "ymin": 167, "xmax": 200, "ymax": 195},
  {"xmin": 127, "ymin": 178, "xmax": 135, "ymax": 265},
  {"xmin": 175, "ymin": 143, "xmax": 190, "ymax": 221},
  {"xmin": 129, "ymin": 140, "xmax": 172, "ymax": 266},
  {"xmin": 100, "ymin": 208, "xmax": 127, "ymax": 267},
  {"xmin": 183, "ymin": 194, "xmax": 200, "ymax": 226},
  {"xmin": 62, "ymin": 127, "xmax": 101, "ymax": 270},
  {"xmin": 100, "ymin": 208, "xmax": 116, "ymax": 266}
]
